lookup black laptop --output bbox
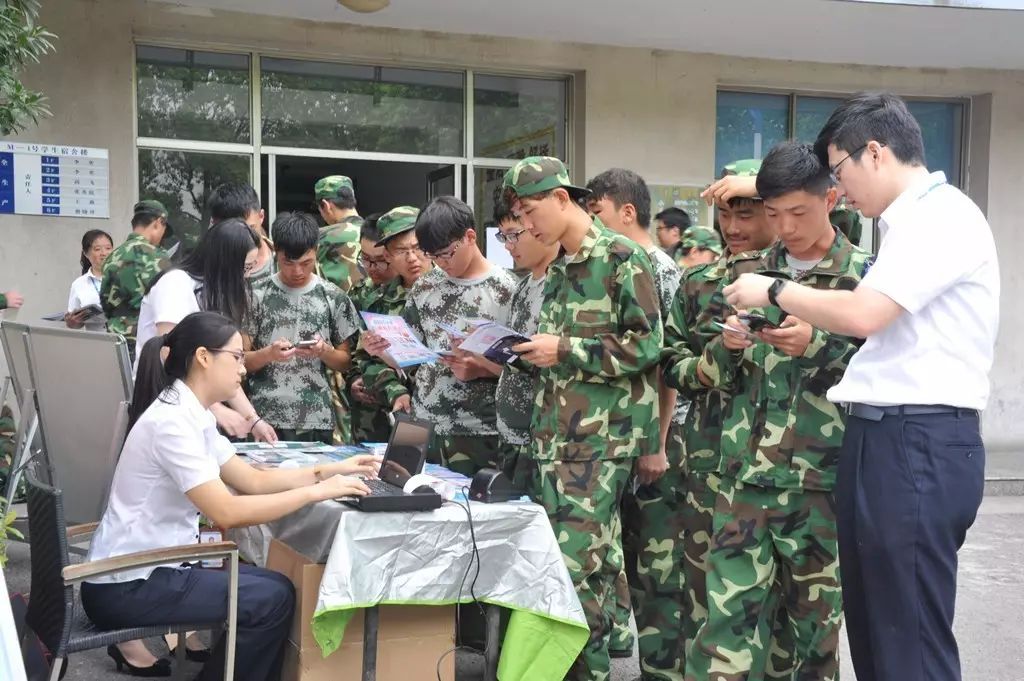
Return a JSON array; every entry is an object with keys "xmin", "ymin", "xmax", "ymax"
[{"xmin": 341, "ymin": 414, "xmax": 443, "ymax": 512}]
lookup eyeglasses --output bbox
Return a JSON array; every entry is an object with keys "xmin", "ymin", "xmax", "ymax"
[
  {"xmin": 209, "ymin": 348, "xmax": 245, "ymax": 364},
  {"xmin": 495, "ymin": 228, "xmax": 528, "ymax": 245},
  {"xmin": 424, "ymin": 240, "xmax": 462, "ymax": 262},
  {"xmin": 390, "ymin": 244, "xmax": 423, "ymax": 259},
  {"xmin": 359, "ymin": 256, "xmax": 390, "ymax": 271},
  {"xmin": 829, "ymin": 144, "xmax": 868, "ymax": 183}
]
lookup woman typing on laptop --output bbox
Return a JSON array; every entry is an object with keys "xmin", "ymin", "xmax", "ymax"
[{"xmin": 81, "ymin": 311, "xmax": 379, "ymax": 681}]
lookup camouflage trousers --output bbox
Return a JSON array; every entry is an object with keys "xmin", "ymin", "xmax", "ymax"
[
  {"xmin": 682, "ymin": 472, "xmax": 794, "ymax": 679},
  {"xmin": 686, "ymin": 478, "xmax": 841, "ymax": 681},
  {"xmin": 502, "ymin": 442, "xmax": 535, "ymax": 490},
  {"xmin": 432, "ymin": 433, "xmax": 511, "ymax": 478},
  {"xmin": 615, "ymin": 423, "xmax": 687, "ymax": 679},
  {"xmin": 531, "ymin": 458, "xmax": 632, "ymax": 681}
]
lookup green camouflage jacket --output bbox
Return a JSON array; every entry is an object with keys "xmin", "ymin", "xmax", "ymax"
[
  {"xmin": 374, "ymin": 266, "xmax": 518, "ymax": 437},
  {"xmin": 244, "ymin": 275, "xmax": 361, "ymax": 431},
  {"xmin": 100, "ymin": 232, "xmax": 169, "ymax": 341},
  {"xmin": 661, "ymin": 251, "xmax": 763, "ymax": 473},
  {"xmin": 246, "ymin": 235, "xmax": 277, "ymax": 286},
  {"xmin": 317, "ymin": 215, "xmax": 364, "ymax": 293},
  {"xmin": 714, "ymin": 229, "xmax": 871, "ymax": 491},
  {"xmin": 496, "ymin": 273, "xmax": 546, "ymax": 447},
  {"xmin": 356, "ymin": 278, "xmax": 413, "ymax": 396},
  {"xmin": 532, "ymin": 220, "xmax": 663, "ymax": 461}
]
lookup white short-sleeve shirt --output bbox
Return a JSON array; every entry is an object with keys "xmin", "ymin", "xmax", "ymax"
[
  {"xmin": 828, "ymin": 171, "xmax": 1000, "ymax": 410},
  {"xmin": 134, "ymin": 269, "xmax": 202, "ymax": 370},
  {"xmin": 67, "ymin": 271, "xmax": 102, "ymax": 312},
  {"xmin": 85, "ymin": 380, "xmax": 235, "ymax": 583}
]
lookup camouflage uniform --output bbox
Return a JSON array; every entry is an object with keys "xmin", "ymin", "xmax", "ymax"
[
  {"xmin": 358, "ymin": 207, "xmax": 423, "ymax": 442},
  {"xmin": 495, "ymin": 273, "xmax": 546, "ymax": 488},
  {"xmin": 350, "ymin": 277, "xmax": 410, "ymax": 443},
  {"xmin": 830, "ymin": 204, "xmax": 863, "ymax": 245},
  {"xmin": 101, "ymin": 232, "xmax": 169, "ymax": 353},
  {"xmin": 244, "ymin": 274, "xmax": 361, "ymax": 442},
  {"xmin": 677, "ymin": 226, "xmax": 725, "ymax": 270},
  {"xmin": 315, "ymin": 176, "xmax": 365, "ymax": 294},
  {"xmin": 0, "ymin": 294, "xmax": 7, "ymax": 309},
  {"xmin": 504, "ymin": 153, "xmax": 665, "ymax": 681},
  {"xmin": 613, "ymin": 244, "xmax": 689, "ymax": 677},
  {"xmin": 661, "ymin": 250, "xmax": 764, "ymax": 671},
  {"xmin": 688, "ymin": 229, "xmax": 870, "ymax": 681},
  {"xmin": 372, "ymin": 265, "xmax": 518, "ymax": 476},
  {"xmin": 315, "ymin": 176, "xmax": 365, "ymax": 443}
]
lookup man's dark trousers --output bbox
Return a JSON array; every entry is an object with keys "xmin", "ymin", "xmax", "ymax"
[{"xmin": 837, "ymin": 406, "xmax": 985, "ymax": 681}]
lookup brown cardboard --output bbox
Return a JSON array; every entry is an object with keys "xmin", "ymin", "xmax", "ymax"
[{"xmin": 267, "ymin": 538, "xmax": 456, "ymax": 681}]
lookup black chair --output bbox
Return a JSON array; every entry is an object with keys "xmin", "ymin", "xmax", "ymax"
[{"xmin": 21, "ymin": 472, "xmax": 240, "ymax": 681}]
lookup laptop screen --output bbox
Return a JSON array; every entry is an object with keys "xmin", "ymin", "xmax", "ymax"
[{"xmin": 379, "ymin": 417, "xmax": 431, "ymax": 487}]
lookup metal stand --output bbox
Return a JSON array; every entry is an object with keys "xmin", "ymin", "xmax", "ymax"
[{"xmin": 362, "ymin": 606, "xmax": 379, "ymax": 681}]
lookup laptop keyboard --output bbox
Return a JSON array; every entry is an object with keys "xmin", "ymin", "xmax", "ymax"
[{"xmin": 365, "ymin": 478, "xmax": 406, "ymax": 496}]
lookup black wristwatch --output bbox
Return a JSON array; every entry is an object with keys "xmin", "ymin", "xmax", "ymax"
[{"xmin": 767, "ymin": 278, "xmax": 787, "ymax": 309}]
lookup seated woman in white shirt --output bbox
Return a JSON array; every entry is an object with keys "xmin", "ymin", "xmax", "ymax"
[
  {"xmin": 65, "ymin": 229, "xmax": 113, "ymax": 329},
  {"xmin": 137, "ymin": 218, "xmax": 276, "ymax": 442},
  {"xmin": 81, "ymin": 311, "xmax": 375, "ymax": 681}
]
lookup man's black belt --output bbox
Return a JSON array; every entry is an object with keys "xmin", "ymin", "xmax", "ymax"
[{"xmin": 845, "ymin": 403, "xmax": 978, "ymax": 422}]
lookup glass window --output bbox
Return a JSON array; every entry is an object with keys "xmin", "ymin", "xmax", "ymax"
[
  {"xmin": 135, "ymin": 47, "xmax": 251, "ymax": 143},
  {"xmin": 474, "ymin": 75, "xmax": 567, "ymax": 160},
  {"xmin": 908, "ymin": 100, "xmax": 964, "ymax": 186},
  {"xmin": 260, "ymin": 58, "xmax": 464, "ymax": 156},
  {"xmin": 138, "ymin": 149, "xmax": 251, "ymax": 253},
  {"xmin": 715, "ymin": 91, "xmax": 789, "ymax": 173},
  {"xmin": 794, "ymin": 96, "xmax": 844, "ymax": 144}
]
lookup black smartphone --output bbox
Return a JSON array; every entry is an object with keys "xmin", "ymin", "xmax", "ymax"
[{"xmin": 737, "ymin": 313, "xmax": 779, "ymax": 332}]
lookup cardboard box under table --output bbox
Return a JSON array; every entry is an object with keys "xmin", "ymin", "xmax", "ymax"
[{"xmin": 267, "ymin": 538, "xmax": 455, "ymax": 681}]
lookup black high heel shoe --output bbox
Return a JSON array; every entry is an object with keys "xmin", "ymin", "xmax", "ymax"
[{"xmin": 106, "ymin": 645, "xmax": 172, "ymax": 677}]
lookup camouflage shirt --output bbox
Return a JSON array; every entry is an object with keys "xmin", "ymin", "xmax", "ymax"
[
  {"xmin": 661, "ymin": 251, "xmax": 763, "ymax": 473},
  {"xmin": 532, "ymin": 220, "xmax": 663, "ymax": 462},
  {"xmin": 496, "ymin": 273, "xmax": 546, "ymax": 446},
  {"xmin": 644, "ymin": 244, "xmax": 688, "ymax": 425},
  {"xmin": 378, "ymin": 266, "xmax": 518, "ymax": 437},
  {"xmin": 356, "ymin": 278, "xmax": 413, "ymax": 393},
  {"xmin": 244, "ymin": 274, "xmax": 361, "ymax": 431},
  {"xmin": 715, "ymin": 229, "xmax": 871, "ymax": 491},
  {"xmin": 101, "ymin": 232, "xmax": 169, "ymax": 341},
  {"xmin": 317, "ymin": 215, "xmax": 364, "ymax": 293}
]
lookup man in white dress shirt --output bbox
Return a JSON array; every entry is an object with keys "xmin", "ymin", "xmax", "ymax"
[{"xmin": 723, "ymin": 92, "xmax": 999, "ymax": 681}]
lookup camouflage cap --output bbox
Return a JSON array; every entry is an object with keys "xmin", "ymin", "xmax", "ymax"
[
  {"xmin": 375, "ymin": 205, "xmax": 420, "ymax": 246},
  {"xmin": 682, "ymin": 226, "xmax": 724, "ymax": 255},
  {"xmin": 314, "ymin": 175, "xmax": 355, "ymax": 200},
  {"xmin": 721, "ymin": 159, "xmax": 762, "ymax": 178},
  {"xmin": 501, "ymin": 156, "xmax": 590, "ymax": 200},
  {"xmin": 133, "ymin": 199, "xmax": 168, "ymax": 219}
]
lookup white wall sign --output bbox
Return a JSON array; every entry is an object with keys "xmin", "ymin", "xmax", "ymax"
[{"xmin": 0, "ymin": 142, "xmax": 110, "ymax": 218}]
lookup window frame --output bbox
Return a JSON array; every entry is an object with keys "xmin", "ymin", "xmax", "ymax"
[
  {"xmin": 715, "ymin": 86, "xmax": 971, "ymax": 189},
  {"xmin": 132, "ymin": 41, "xmax": 575, "ymax": 229}
]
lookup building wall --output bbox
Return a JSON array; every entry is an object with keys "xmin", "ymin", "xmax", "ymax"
[{"xmin": 3, "ymin": 0, "xmax": 1022, "ymax": 448}]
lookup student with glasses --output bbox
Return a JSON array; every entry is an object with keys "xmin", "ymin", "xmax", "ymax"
[
  {"xmin": 137, "ymin": 218, "xmax": 276, "ymax": 443},
  {"xmin": 653, "ymin": 206, "xmax": 692, "ymax": 264},
  {"xmin": 362, "ymin": 197, "xmax": 518, "ymax": 477},
  {"xmin": 350, "ymin": 207, "xmax": 432, "ymax": 442},
  {"xmin": 82, "ymin": 311, "xmax": 377, "ymax": 681}
]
